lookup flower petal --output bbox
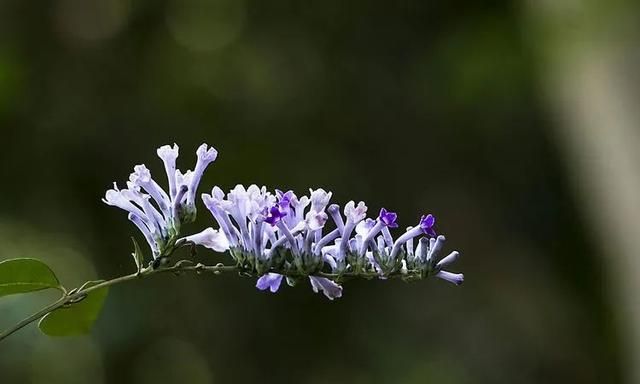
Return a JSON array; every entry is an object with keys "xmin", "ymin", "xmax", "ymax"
[{"xmin": 309, "ymin": 277, "xmax": 343, "ymax": 300}]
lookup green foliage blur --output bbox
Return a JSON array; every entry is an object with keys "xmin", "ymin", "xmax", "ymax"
[{"xmin": 0, "ymin": 0, "xmax": 626, "ymax": 383}]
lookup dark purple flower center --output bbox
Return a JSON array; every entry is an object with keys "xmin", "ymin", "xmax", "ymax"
[
  {"xmin": 419, "ymin": 214, "xmax": 436, "ymax": 237},
  {"xmin": 378, "ymin": 208, "xmax": 398, "ymax": 228},
  {"xmin": 265, "ymin": 205, "xmax": 287, "ymax": 226}
]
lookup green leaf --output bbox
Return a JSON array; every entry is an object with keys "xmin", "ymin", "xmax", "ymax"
[
  {"xmin": 0, "ymin": 258, "xmax": 61, "ymax": 297},
  {"xmin": 38, "ymin": 281, "xmax": 108, "ymax": 337},
  {"xmin": 131, "ymin": 236, "xmax": 144, "ymax": 272}
]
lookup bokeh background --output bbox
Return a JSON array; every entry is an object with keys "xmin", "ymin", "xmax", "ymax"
[{"xmin": 1, "ymin": 1, "xmax": 639, "ymax": 383}]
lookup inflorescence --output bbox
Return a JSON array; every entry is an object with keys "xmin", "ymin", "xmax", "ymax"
[{"xmin": 104, "ymin": 143, "xmax": 464, "ymax": 300}]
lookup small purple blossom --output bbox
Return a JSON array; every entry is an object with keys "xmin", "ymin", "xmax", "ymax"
[
  {"xmin": 378, "ymin": 208, "xmax": 398, "ymax": 228},
  {"xmin": 264, "ymin": 205, "xmax": 287, "ymax": 226},
  {"xmin": 276, "ymin": 189, "xmax": 294, "ymax": 208},
  {"xmin": 419, "ymin": 214, "xmax": 436, "ymax": 237},
  {"xmin": 256, "ymin": 273, "xmax": 283, "ymax": 293}
]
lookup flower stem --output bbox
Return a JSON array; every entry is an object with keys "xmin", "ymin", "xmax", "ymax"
[
  {"xmin": 0, "ymin": 261, "xmax": 238, "ymax": 343},
  {"xmin": 0, "ymin": 296, "xmax": 68, "ymax": 342},
  {"xmin": 0, "ymin": 257, "xmax": 417, "ymax": 343}
]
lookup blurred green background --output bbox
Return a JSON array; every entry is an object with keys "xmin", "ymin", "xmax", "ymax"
[{"xmin": 1, "ymin": 0, "xmax": 639, "ymax": 383}]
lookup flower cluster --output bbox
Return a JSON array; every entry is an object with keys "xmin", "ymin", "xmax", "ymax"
[
  {"xmin": 188, "ymin": 185, "xmax": 463, "ymax": 300},
  {"xmin": 104, "ymin": 143, "xmax": 463, "ymax": 300},
  {"xmin": 103, "ymin": 143, "xmax": 218, "ymax": 259}
]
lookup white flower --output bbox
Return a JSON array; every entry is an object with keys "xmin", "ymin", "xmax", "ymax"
[
  {"xmin": 226, "ymin": 184, "xmax": 251, "ymax": 218},
  {"xmin": 291, "ymin": 194, "xmax": 309, "ymax": 209},
  {"xmin": 187, "ymin": 144, "xmax": 218, "ymax": 205},
  {"xmin": 304, "ymin": 210, "xmax": 329, "ymax": 231},
  {"xmin": 175, "ymin": 169, "xmax": 193, "ymax": 194},
  {"xmin": 355, "ymin": 218, "xmax": 376, "ymax": 237},
  {"xmin": 157, "ymin": 144, "xmax": 179, "ymax": 198},
  {"xmin": 184, "ymin": 227, "xmax": 229, "ymax": 252},
  {"xmin": 290, "ymin": 194, "xmax": 309, "ymax": 223},
  {"xmin": 246, "ymin": 184, "xmax": 263, "ymax": 199},
  {"xmin": 128, "ymin": 164, "xmax": 170, "ymax": 214},
  {"xmin": 105, "ymin": 143, "xmax": 217, "ymax": 258},
  {"xmin": 196, "ymin": 143, "xmax": 218, "ymax": 163},
  {"xmin": 344, "ymin": 201, "xmax": 367, "ymax": 223},
  {"xmin": 309, "ymin": 188, "xmax": 332, "ymax": 213},
  {"xmin": 103, "ymin": 185, "xmax": 146, "ymax": 219},
  {"xmin": 246, "ymin": 185, "xmax": 275, "ymax": 221},
  {"xmin": 211, "ymin": 186, "xmax": 225, "ymax": 200}
]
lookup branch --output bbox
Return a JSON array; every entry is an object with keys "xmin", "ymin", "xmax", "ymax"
[
  {"xmin": 0, "ymin": 262, "xmax": 239, "ymax": 342},
  {"xmin": 0, "ymin": 256, "xmax": 419, "ymax": 342}
]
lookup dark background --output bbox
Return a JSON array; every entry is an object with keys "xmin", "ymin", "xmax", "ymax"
[{"xmin": 0, "ymin": 1, "xmax": 634, "ymax": 383}]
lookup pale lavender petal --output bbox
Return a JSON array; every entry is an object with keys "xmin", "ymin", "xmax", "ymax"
[
  {"xmin": 309, "ymin": 276, "xmax": 343, "ymax": 300},
  {"xmin": 344, "ymin": 201, "xmax": 367, "ymax": 223},
  {"xmin": 314, "ymin": 228, "xmax": 340, "ymax": 255},
  {"xmin": 128, "ymin": 213, "xmax": 158, "ymax": 257},
  {"xmin": 305, "ymin": 210, "xmax": 328, "ymax": 230},
  {"xmin": 435, "ymin": 271, "xmax": 464, "ymax": 285},
  {"xmin": 355, "ymin": 218, "xmax": 376, "ymax": 237},
  {"xmin": 327, "ymin": 204, "xmax": 345, "ymax": 231},
  {"xmin": 129, "ymin": 164, "xmax": 171, "ymax": 215},
  {"xmin": 156, "ymin": 144, "xmax": 179, "ymax": 199},
  {"xmin": 103, "ymin": 187, "xmax": 146, "ymax": 219},
  {"xmin": 417, "ymin": 237, "xmax": 429, "ymax": 262},
  {"xmin": 390, "ymin": 226, "xmax": 423, "ymax": 260},
  {"xmin": 436, "ymin": 251, "xmax": 459, "ymax": 269},
  {"xmin": 381, "ymin": 226, "xmax": 394, "ymax": 247},
  {"xmin": 256, "ymin": 273, "xmax": 283, "ymax": 293},
  {"xmin": 427, "ymin": 235, "xmax": 446, "ymax": 261},
  {"xmin": 309, "ymin": 188, "xmax": 332, "ymax": 212},
  {"xmin": 405, "ymin": 227, "xmax": 415, "ymax": 256},
  {"xmin": 184, "ymin": 227, "xmax": 229, "ymax": 252},
  {"xmin": 187, "ymin": 144, "xmax": 218, "ymax": 205}
]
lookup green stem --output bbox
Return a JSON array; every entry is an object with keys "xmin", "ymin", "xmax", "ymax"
[
  {"xmin": 0, "ymin": 262, "xmax": 239, "ymax": 342},
  {"xmin": 0, "ymin": 296, "xmax": 68, "ymax": 342},
  {"xmin": 0, "ymin": 258, "xmax": 418, "ymax": 342}
]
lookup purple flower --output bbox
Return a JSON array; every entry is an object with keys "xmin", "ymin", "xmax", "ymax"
[
  {"xmin": 390, "ymin": 214, "xmax": 437, "ymax": 261},
  {"xmin": 276, "ymin": 189, "xmax": 294, "ymax": 208},
  {"xmin": 264, "ymin": 205, "xmax": 287, "ymax": 226},
  {"xmin": 419, "ymin": 214, "xmax": 436, "ymax": 237},
  {"xmin": 378, "ymin": 208, "xmax": 398, "ymax": 228},
  {"xmin": 309, "ymin": 277, "xmax": 343, "ymax": 300},
  {"xmin": 256, "ymin": 273, "xmax": 283, "ymax": 293}
]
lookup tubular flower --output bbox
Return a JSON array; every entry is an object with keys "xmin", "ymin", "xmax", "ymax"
[
  {"xmin": 103, "ymin": 143, "xmax": 464, "ymax": 301},
  {"xmin": 103, "ymin": 143, "xmax": 217, "ymax": 259},
  {"xmin": 192, "ymin": 184, "xmax": 463, "ymax": 299}
]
